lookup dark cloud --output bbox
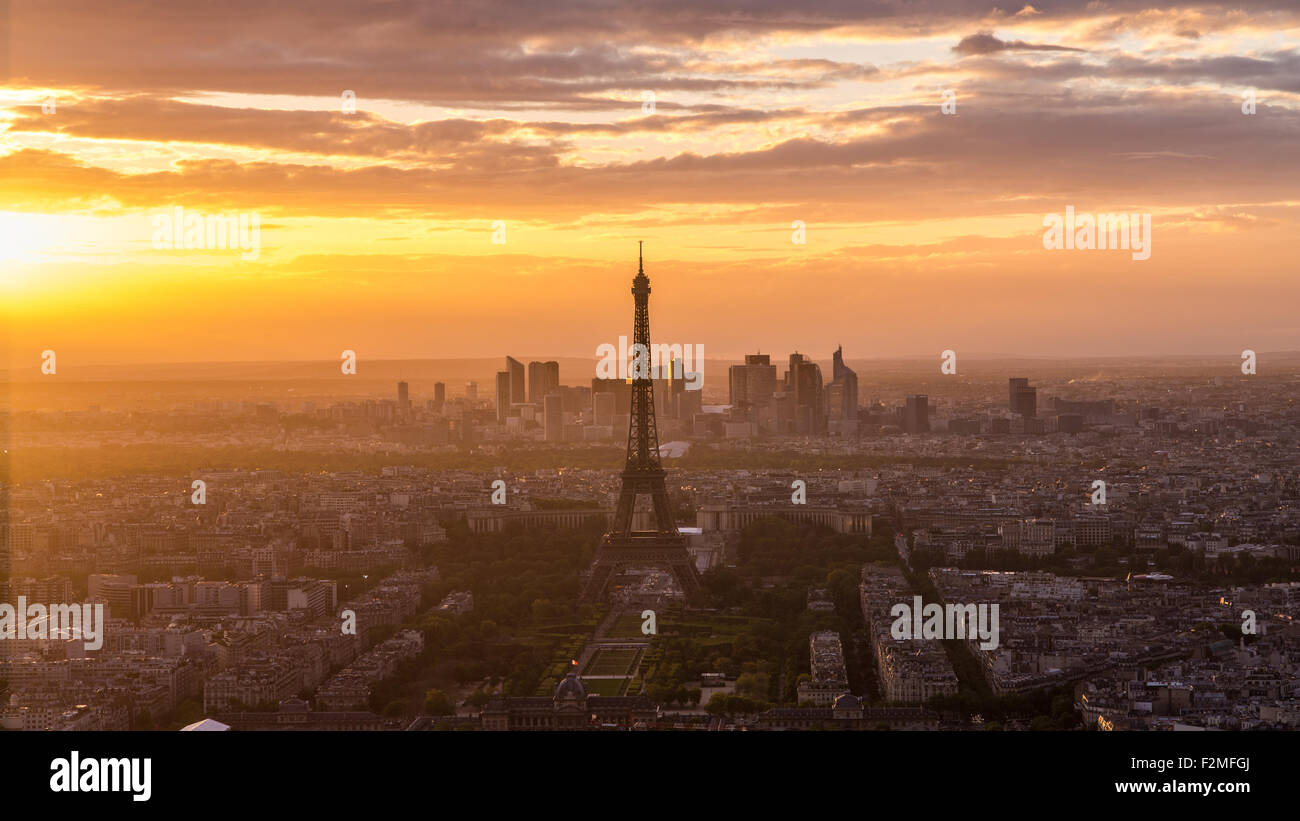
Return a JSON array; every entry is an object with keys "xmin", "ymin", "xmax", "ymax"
[
  {"xmin": 5, "ymin": 96, "xmax": 818, "ymax": 156},
  {"xmin": 7, "ymin": 1, "xmax": 1298, "ymax": 104},
  {"xmin": 5, "ymin": 95, "xmax": 1297, "ymax": 224},
  {"xmin": 953, "ymin": 32, "xmax": 1086, "ymax": 57}
]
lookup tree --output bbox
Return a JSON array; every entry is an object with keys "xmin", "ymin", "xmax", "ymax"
[
  {"xmin": 735, "ymin": 672, "xmax": 769, "ymax": 699},
  {"xmin": 424, "ymin": 688, "xmax": 454, "ymax": 716}
]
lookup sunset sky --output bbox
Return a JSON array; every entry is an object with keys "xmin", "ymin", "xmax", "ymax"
[{"xmin": 1, "ymin": 0, "xmax": 1298, "ymax": 369}]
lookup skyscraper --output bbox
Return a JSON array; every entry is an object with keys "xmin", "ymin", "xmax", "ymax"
[
  {"xmin": 591, "ymin": 378, "xmax": 633, "ymax": 416},
  {"xmin": 465, "ymin": 381, "xmax": 478, "ymax": 401},
  {"xmin": 529, "ymin": 360, "xmax": 560, "ymax": 404},
  {"xmin": 396, "ymin": 381, "xmax": 410, "ymax": 413},
  {"xmin": 433, "ymin": 381, "xmax": 446, "ymax": 409},
  {"xmin": 505, "ymin": 356, "xmax": 525, "ymax": 408},
  {"xmin": 1009, "ymin": 378, "xmax": 1028, "ymax": 408},
  {"xmin": 729, "ymin": 365, "xmax": 747, "ymax": 407},
  {"xmin": 729, "ymin": 353, "xmax": 777, "ymax": 410},
  {"xmin": 593, "ymin": 391, "xmax": 616, "ymax": 427},
  {"xmin": 544, "ymin": 393, "xmax": 563, "ymax": 442},
  {"xmin": 1010, "ymin": 377, "xmax": 1037, "ymax": 417},
  {"xmin": 828, "ymin": 345, "xmax": 858, "ymax": 435},
  {"xmin": 786, "ymin": 352, "xmax": 826, "ymax": 434},
  {"xmin": 904, "ymin": 394, "xmax": 929, "ymax": 433},
  {"xmin": 495, "ymin": 371, "xmax": 511, "ymax": 423}
]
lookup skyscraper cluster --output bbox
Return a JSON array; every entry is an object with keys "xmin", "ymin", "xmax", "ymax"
[{"xmin": 728, "ymin": 347, "xmax": 858, "ymax": 436}]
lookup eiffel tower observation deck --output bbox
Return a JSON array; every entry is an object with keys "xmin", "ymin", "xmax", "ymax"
[{"xmin": 580, "ymin": 244, "xmax": 704, "ymax": 604}]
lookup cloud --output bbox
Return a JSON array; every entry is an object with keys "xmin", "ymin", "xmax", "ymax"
[{"xmin": 953, "ymin": 31, "xmax": 1086, "ymax": 57}]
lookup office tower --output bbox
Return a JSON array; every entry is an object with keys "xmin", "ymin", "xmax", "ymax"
[
  {"xmin": 729, "ymin": 353, "xmax": 777, "ymax": 410},
  {"xmin": 676, "ymin": 386, "xmax": 702, "ymax": 421},
  {"xmin": 593, "ymin": 391, "xmax": 616, "ymax": 426},
  {"xmin": 828, "ymin": 345, "xmax": 859, "ymax": 435},
  {"xmin": 465, "ymin": 381, "xmax": 478, "ymax": 401},
  {"xmin": 434, "ymin": 381, "xmax": 446, "ymax": 408},
  {"xmin": 592, "ymin": 377, "xmax": 633, "ymax": 416},
  {"xmin": 827, "ymin": 381, "xmax": 847, "ymax": 428},
  {"xmin": 904, "ymin": 394, "xmax": 930, "ymax": 433},
  {"xmin": 729, "ymin": 365, "xmax": 747, "ymax": 407},
  {"xmin": 1010, "ymin": 378, "xmax": 1037, "ymax": 417},
  {"xmin": 505, "ymin": 356, "xmax": 525, "ymax": 408},
  {"xmin": 654, "ymin": 374, "xmax": 681, "ymax": 420},
  {"xmin": 785, "ymin": 352, "xmax": 826, "ymax": 434},
  {"xmin": 397, "ymin": 380, "xmax": 410, "ymax": 413},
  {"xmin": 673, "ymin": 367, "xmax": 689, "ymax": 407},
  {"xmin": 557, "ymin": 385, "xmax": 590, "ymax": 413},
  {"xmin": 544, "ymin": 393, "xmax": 563, "ymax": 442},
  {"xmin": 495, "ymin": 371, "xmax": 511, "ymax": 423},
  {"xmin": 528, "ymin": 360, "xmax": 560, "ymax": 404},
  {"xmin": 662, "ymin": 356, "xmax": 687, "ymax": 419},
  {"xmin": 1009, "ymin": 378, "xmax": 1028, "ymax": 408}
]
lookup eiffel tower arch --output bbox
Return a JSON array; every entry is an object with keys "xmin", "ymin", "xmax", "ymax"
[{"xmin": 580, "ymin": 245, "xmax": 704, "ymax": 604}]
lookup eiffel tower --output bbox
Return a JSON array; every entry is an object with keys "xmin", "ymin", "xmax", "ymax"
[{"xmin": 580, "ymin": 244, "xmax": 704, "ymax": 603}]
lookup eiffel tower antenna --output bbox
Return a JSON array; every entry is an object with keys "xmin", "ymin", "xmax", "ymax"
[{"xmin": 580, "ymin": 245, "xmax": 704, "ymax": 604}]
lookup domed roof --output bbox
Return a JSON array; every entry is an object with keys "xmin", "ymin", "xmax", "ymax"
[
  {"xmin": 554, "ymin": 671, "xmax": 587, "ymax": 701},
  {"xmin": 832, "ymin": 693, "xmax": 861, "ymax": 711}
]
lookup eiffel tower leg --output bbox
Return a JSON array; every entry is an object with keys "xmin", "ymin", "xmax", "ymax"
[
  {"xmin": 581, "ymin": 557, "xmax": 616, "ymax": 604},
  {"xmin": 670, "ymin": 560, "xmax": 704, "ymax": 602}
]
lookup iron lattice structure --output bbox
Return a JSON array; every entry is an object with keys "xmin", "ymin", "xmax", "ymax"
[{"xmin": 581, "ymin": 245, "xmax": 704, "ymax": 603}]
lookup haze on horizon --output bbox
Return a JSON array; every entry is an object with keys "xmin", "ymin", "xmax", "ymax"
[{"xmin": 2, "ymin": 1, "xmax": 1298, "ymax": 368}]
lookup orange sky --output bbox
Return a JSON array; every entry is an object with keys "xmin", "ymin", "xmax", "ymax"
[{"xmin": 2, "ymin": 1, "xmax": 1299, "ymax": 368}]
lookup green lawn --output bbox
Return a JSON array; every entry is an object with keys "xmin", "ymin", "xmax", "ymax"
[
  {"xmin": 584, "ymin": 648, "xmax": 642, "ymax": 676},
  {"xmin": 583, "ymin": 677, "xmax": 629, "ymax": 697},
  {"xmin": 609, "ymin": 613, "xmax": 650, "ymax": 638}
]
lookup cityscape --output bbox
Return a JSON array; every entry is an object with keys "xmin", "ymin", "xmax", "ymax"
[
  {"xmin": 4, "ymin": 256, "xmax": 1299, "ymax": 733},
  {"xmin": 1, "ymin": 0, "xmax": 1298, "ymax": 804}
]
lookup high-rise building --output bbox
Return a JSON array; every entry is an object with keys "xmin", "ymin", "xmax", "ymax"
[
  {"xmin": 1008, "ymin": 378, "xmax": 1028, "ymax": 406},
  {"xmin": 465, "ymin": 381, "xmax": 478, "ymax": 401},
  {"xmin": 785, "ymin": 352, "xmax": 826, "ymax": 434},
  {"xmin": 729, "ymin": 365, "xmax": 747, "ymax": 407},
  {"xmin": 1009, "ymin": 378, "xmax": 1037, "ymax": 417},
  {"xmin": 593, "ymin": 391, "xmax": 616, "ymax": 426},
  {"xmin": 433, "ymin": 382, "xmax": 446, "ymax": 408},
  {"xmin": 656, "ymin": 357, "xmax": 687, "ymax": 420},
  {"xmin": 729, "ymin": 353, "xmax": 777, "ymax": 411},
  {"xmin": 505, "ymin": 356, "xmax": 525, "ymax": 408},
  {"xmin": 495, "ymin": 371, "xmax": 511, "ymax": 423},
  {"xmin": 828, "ymin": 345, "xmax": 858, "ymax": 435},
  {"xmin": 555, "ymin": 384, "xmax": 591, "ymax": 413},
  {"xmin": 676, "ymin": 387, "xmax": 702, "ymax": 422},
  {"xmin": 903, "ymin": 394, "xmax": 929, "ymax": 433},
  {"xmin": 544, "ymin": 393, "xmax": 563, "ymax": 442},
  {"xmin": 592, "ymin": 378, "xmax": 633, "ymax": 416},
  {"xmin": 397, "ymin": 381, "xmax": 410, "ymax": 413},
  {"xmin": 529, "ymin": 360, "xmax": 560, "ymax": 404}
]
